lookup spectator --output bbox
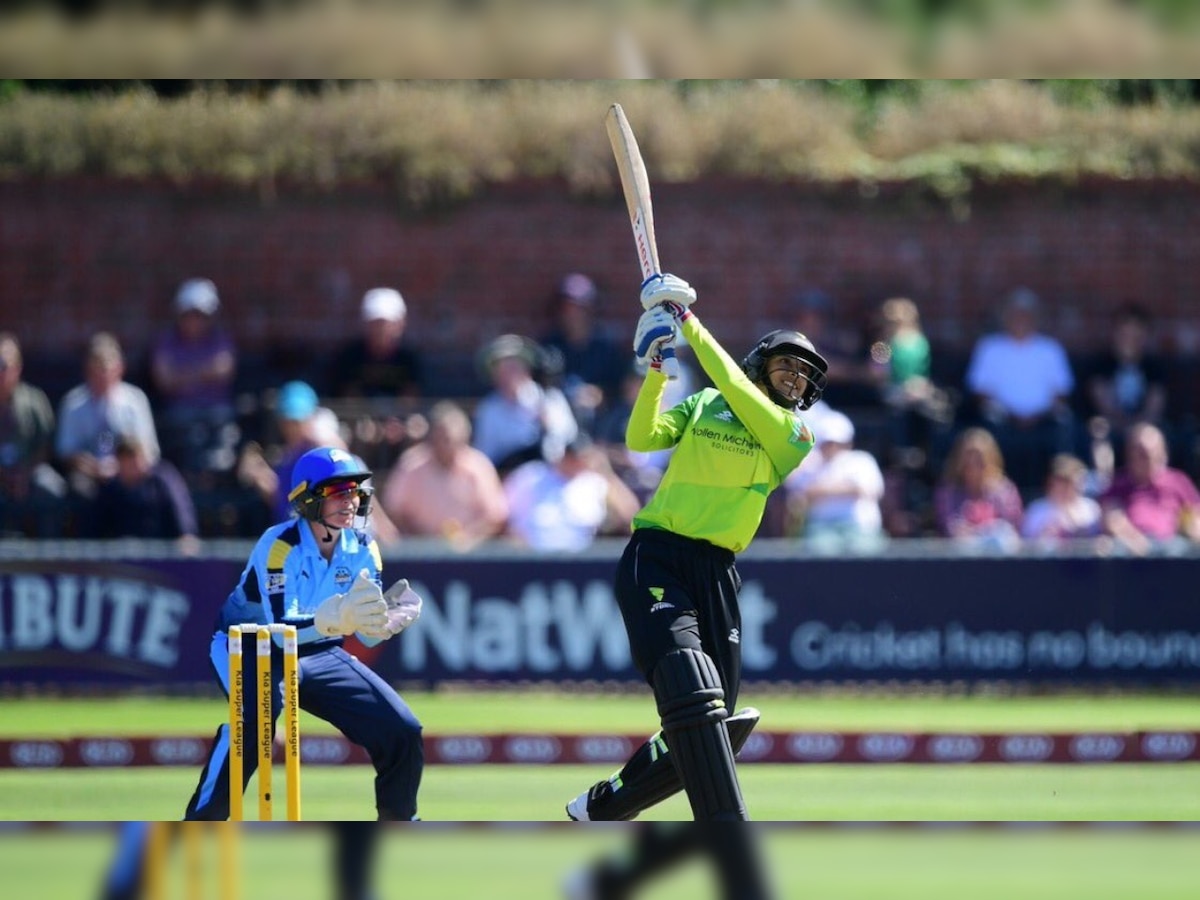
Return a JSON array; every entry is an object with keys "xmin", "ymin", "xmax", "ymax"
[
  {"xmin": 326, "ymin": 287, "xmax": 423, "ymax": 401},
  {"xmin": 149, "ymin": 277, "xmax": 239, "ymax": 477},
  {"xmin": 1086, "ymin": 302, "xmax": 1169, "ymax": 470},
  {"xmin": 1020, "ymin": 453, "xmax": 1103, "ymax": 544},
  {"xmin": 784, "ymin": 410, "xmax": 886, "ymax": 550},
  {"xmin": 503, "ymin": 434, "xmax": 641, "ymax": 552},
  {"xmin": 964, "ymin": 287, "xmax": 1076, "ymax": 495},
  {"xmin": 868, "ymin": 296, "xmax": 954, "ymax": 458},
  {"xmin": 787, "ymin": 288, "xmax": 875, "ymax": 407},
  {"xmin": 85, "ymin": 434, "xmax": 199, "ymax": 550},
  {"xmin": 379, "ymin": 400, "xmax": 509, "ymax": 549},
  {"xmin": 1100, "ymin": 422, "xmax": 1200, "ymax": 555},
  {"xmin": 238, "ymin": 380, "xmax": 347, "ymax": 524},
  {"xmin": 56, "ymin": 332, "xmax": 160, "ymax": 518},
  {"xmin": 539, "ymin": 272, "xmax": 628, "ymax": 433},
  {"xmin": 472, "ymin": 333, "xmax": 579, "ymax": 477},
  {"xmin": 0, "ymin": 332, "xmax": 67, "ymax": 537},
  {"xmin": 933, "ymin": 426, "xmax": 1024, "ymax": 551}
]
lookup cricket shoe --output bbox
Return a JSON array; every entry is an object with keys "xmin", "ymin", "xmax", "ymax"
[
  {"xmin": 565, "ymin": 790, "xmax": 591, "ymax": 822},
  {"xmin": 566, "ymin": 779, "xmax": 621, "ymax": 822}
]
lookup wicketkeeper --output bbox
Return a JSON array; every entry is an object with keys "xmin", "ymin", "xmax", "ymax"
[
  {"xmin": 566, "ymin": 274, "xmax": 828, "ymax": 821},
  {"xmin": 183, "ymin": 446, "xmax": 425, "ymax": 820}
]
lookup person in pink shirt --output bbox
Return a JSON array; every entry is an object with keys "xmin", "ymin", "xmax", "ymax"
[
  {"xmin": 1100, "ymin": 422, "xmax": 1200, "ymax": 554},
  {"xmin": 380, "ymin": 400, "xmax": 508, "ymax": 550}
]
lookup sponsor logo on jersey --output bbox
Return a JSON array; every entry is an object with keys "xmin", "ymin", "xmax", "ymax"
[
  {"xmin": 266, "ymin": 573, "xmax": 287, "ymax": 593},
  {"xmin": 714, "ymin": 409, "xmax": 734, "ymax": 422},
  {"xmin": 334, "ymin": 566, "xmax": 353, "ymax": 588},
  {"xmin": 789, "ymin": 415, "xmax": 813, "ymax": 445},
  {"xmin": 648, "ymin": 586, "xmax": 674, "ymax": 613}
]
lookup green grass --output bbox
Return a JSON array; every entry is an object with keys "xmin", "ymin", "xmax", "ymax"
[
  {"xmin": 2, "ymin": 825, "xmax": 1200, "ymax": 900},
  {"xmin": 1, "ymin": 692, "xmax": 1199, "ymax": 821},
  {"xmin": 4, "ymin": 690, "xmax": 1200, "ymax": 736},
  {"xmin": 3, "ymin": 763, "xmax": 1198, "ymax": 821}
]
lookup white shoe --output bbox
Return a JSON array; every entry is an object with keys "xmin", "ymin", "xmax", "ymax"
[{"xmin": 565, "ymin": 790, "xmax": 591, "ymax": 822}]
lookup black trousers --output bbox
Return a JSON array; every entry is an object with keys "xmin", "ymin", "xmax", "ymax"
[{"xmin": 615, "ymin": 528, "xmax": 742, "ymax": 703}]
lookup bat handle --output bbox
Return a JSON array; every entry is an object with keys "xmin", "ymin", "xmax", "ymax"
[{"xmin": 660, "ymin": 346, "xmax": 681, "ymax": 381}]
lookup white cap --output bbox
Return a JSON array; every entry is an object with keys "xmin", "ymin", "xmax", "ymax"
[
  {"xmin": 361, "ymin": 287, "xmax": 406, "ymax": 322},
  {"xmin": 818, "ymin": 410, "xmax": 855, "ymax": 444},
  {"xmin": 175, "ymin": 278, "xmax": 219, "ymax": 315}
]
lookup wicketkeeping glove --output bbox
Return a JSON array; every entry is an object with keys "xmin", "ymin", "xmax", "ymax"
[
  {"xmin": 640, "ymin": 273, "xmax": 696, "ymax": 318},
  {"xmin": 314, "ymin": 569, "xmax": 389, "ymax": 637},
  {"xmin": 371, "ymin": 578, "xmax": 424, "ymax": 638}
]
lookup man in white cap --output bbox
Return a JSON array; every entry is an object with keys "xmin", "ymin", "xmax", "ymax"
[
  {"xmin": 150, "ymin": 277, "xmax": 238, "ymax": 477},
  {"xmin": 783, "ymin": 409, "xmax": 886, "ymax": 550},
  {"xmin": 326, "ymin": 287, "xmax": 423, "ymax": 400}
]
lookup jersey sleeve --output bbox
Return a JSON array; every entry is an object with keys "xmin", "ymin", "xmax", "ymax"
[
  {"xmin": 625, "ymin": 369, "xmax": 697, "ymax": 452},
  {"xmin": 680, "ymin": 316, "xmax": 814, "ymax": 477}
]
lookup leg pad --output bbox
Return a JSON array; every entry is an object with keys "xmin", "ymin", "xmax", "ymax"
[{"xmin": 650, "ymin": 648, "xmax": 746, "ymax": 820}]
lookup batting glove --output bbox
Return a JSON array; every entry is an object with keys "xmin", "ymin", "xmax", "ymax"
[
  {"xmin": 640, "ymin": 273, "xmax": 696, "ymax": 316},
  {"xmin": 633, "ymin": 306, "xmax": 677, "ymax": 369}
]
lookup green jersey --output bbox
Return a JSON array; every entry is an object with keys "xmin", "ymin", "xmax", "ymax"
[{"xmin": 626, "ymin": 316, "xmax": 816, "ymax": 553}]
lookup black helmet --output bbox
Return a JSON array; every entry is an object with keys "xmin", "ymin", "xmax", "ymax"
[{"xmin": 740, "ymin": 329, "xmax": 829, "ymax": 410}]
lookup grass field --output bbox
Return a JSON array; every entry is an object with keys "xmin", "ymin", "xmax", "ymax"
[
  {"xmin": 2, "ymin": 690, "xmax": 1199, "ymax": 821},
  {"xmin": 2, "ymin": 824, "xmax": 1200, "ymax": 900}
]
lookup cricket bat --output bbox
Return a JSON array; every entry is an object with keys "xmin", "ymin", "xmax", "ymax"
[{"xmin": 605, "ymin": 103, "xmax": 680, "ymax": 380}]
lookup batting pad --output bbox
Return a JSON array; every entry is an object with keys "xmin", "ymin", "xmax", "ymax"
[
  {"xmin": 652, "ymin": 648, "xmax": 747, "ymax": 821},
  {"xmin": 586, "ymin": 707, "xmax": 761, "ymax": 821}
]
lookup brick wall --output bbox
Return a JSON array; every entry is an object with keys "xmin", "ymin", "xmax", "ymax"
[{"xmin": 3, "ymin": 175, "xmax": 1199, "ymax": 401}]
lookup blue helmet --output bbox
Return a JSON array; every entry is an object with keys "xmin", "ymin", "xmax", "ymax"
[{"xmin": 288, "ymin": 447, "xmax": 374, "ymax": 522}]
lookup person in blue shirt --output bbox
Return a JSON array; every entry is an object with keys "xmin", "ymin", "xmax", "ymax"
[{"xmin": 183, "ymin": 446, "xmax": 425, "ymax": 820}]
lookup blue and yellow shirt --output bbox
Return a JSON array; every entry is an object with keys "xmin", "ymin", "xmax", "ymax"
[{"xmin": 220, "ymin": 518, "xmax": 384, "ymax": 648}]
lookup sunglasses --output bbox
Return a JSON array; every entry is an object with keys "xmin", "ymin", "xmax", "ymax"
[{"xmin": 315, "ymin": 480, "xmax": 366, "ymax": 499}]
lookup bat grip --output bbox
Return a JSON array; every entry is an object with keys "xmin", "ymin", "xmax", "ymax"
[{"xmin": 660, "ymin": 346, "xmax": 681, "ymax": 381}]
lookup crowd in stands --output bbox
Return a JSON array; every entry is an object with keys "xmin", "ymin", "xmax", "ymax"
[{"xmin": 2, "ymin": 273, "xmax": 1198, "ymax": 555}]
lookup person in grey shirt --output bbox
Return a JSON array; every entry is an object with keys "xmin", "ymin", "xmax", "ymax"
[{"xmin": 56, "ymin": 332, "xmax": 160, "ymax": 513}]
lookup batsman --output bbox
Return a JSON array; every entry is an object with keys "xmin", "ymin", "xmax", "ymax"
[{"xmin": 567, "ymin": 274, "xmax": 828, "ymax": 821}]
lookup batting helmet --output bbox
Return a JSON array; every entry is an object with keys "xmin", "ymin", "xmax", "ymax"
[
  {"xmin": 288, "ymin": 447, "xmax": 374, "ymax": 522},
  {"xmin": 740, "ymin": 329, "xmax": 829, "ymax": 410}
]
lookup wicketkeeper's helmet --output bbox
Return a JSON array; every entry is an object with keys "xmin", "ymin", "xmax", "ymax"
[
  {"xmin": 741, "ymin": 329, "xmax": 829, "ymax": 410},
  {"xmin": 288, "ymin": 447, "xmax": 374, "ymax": 522}
]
